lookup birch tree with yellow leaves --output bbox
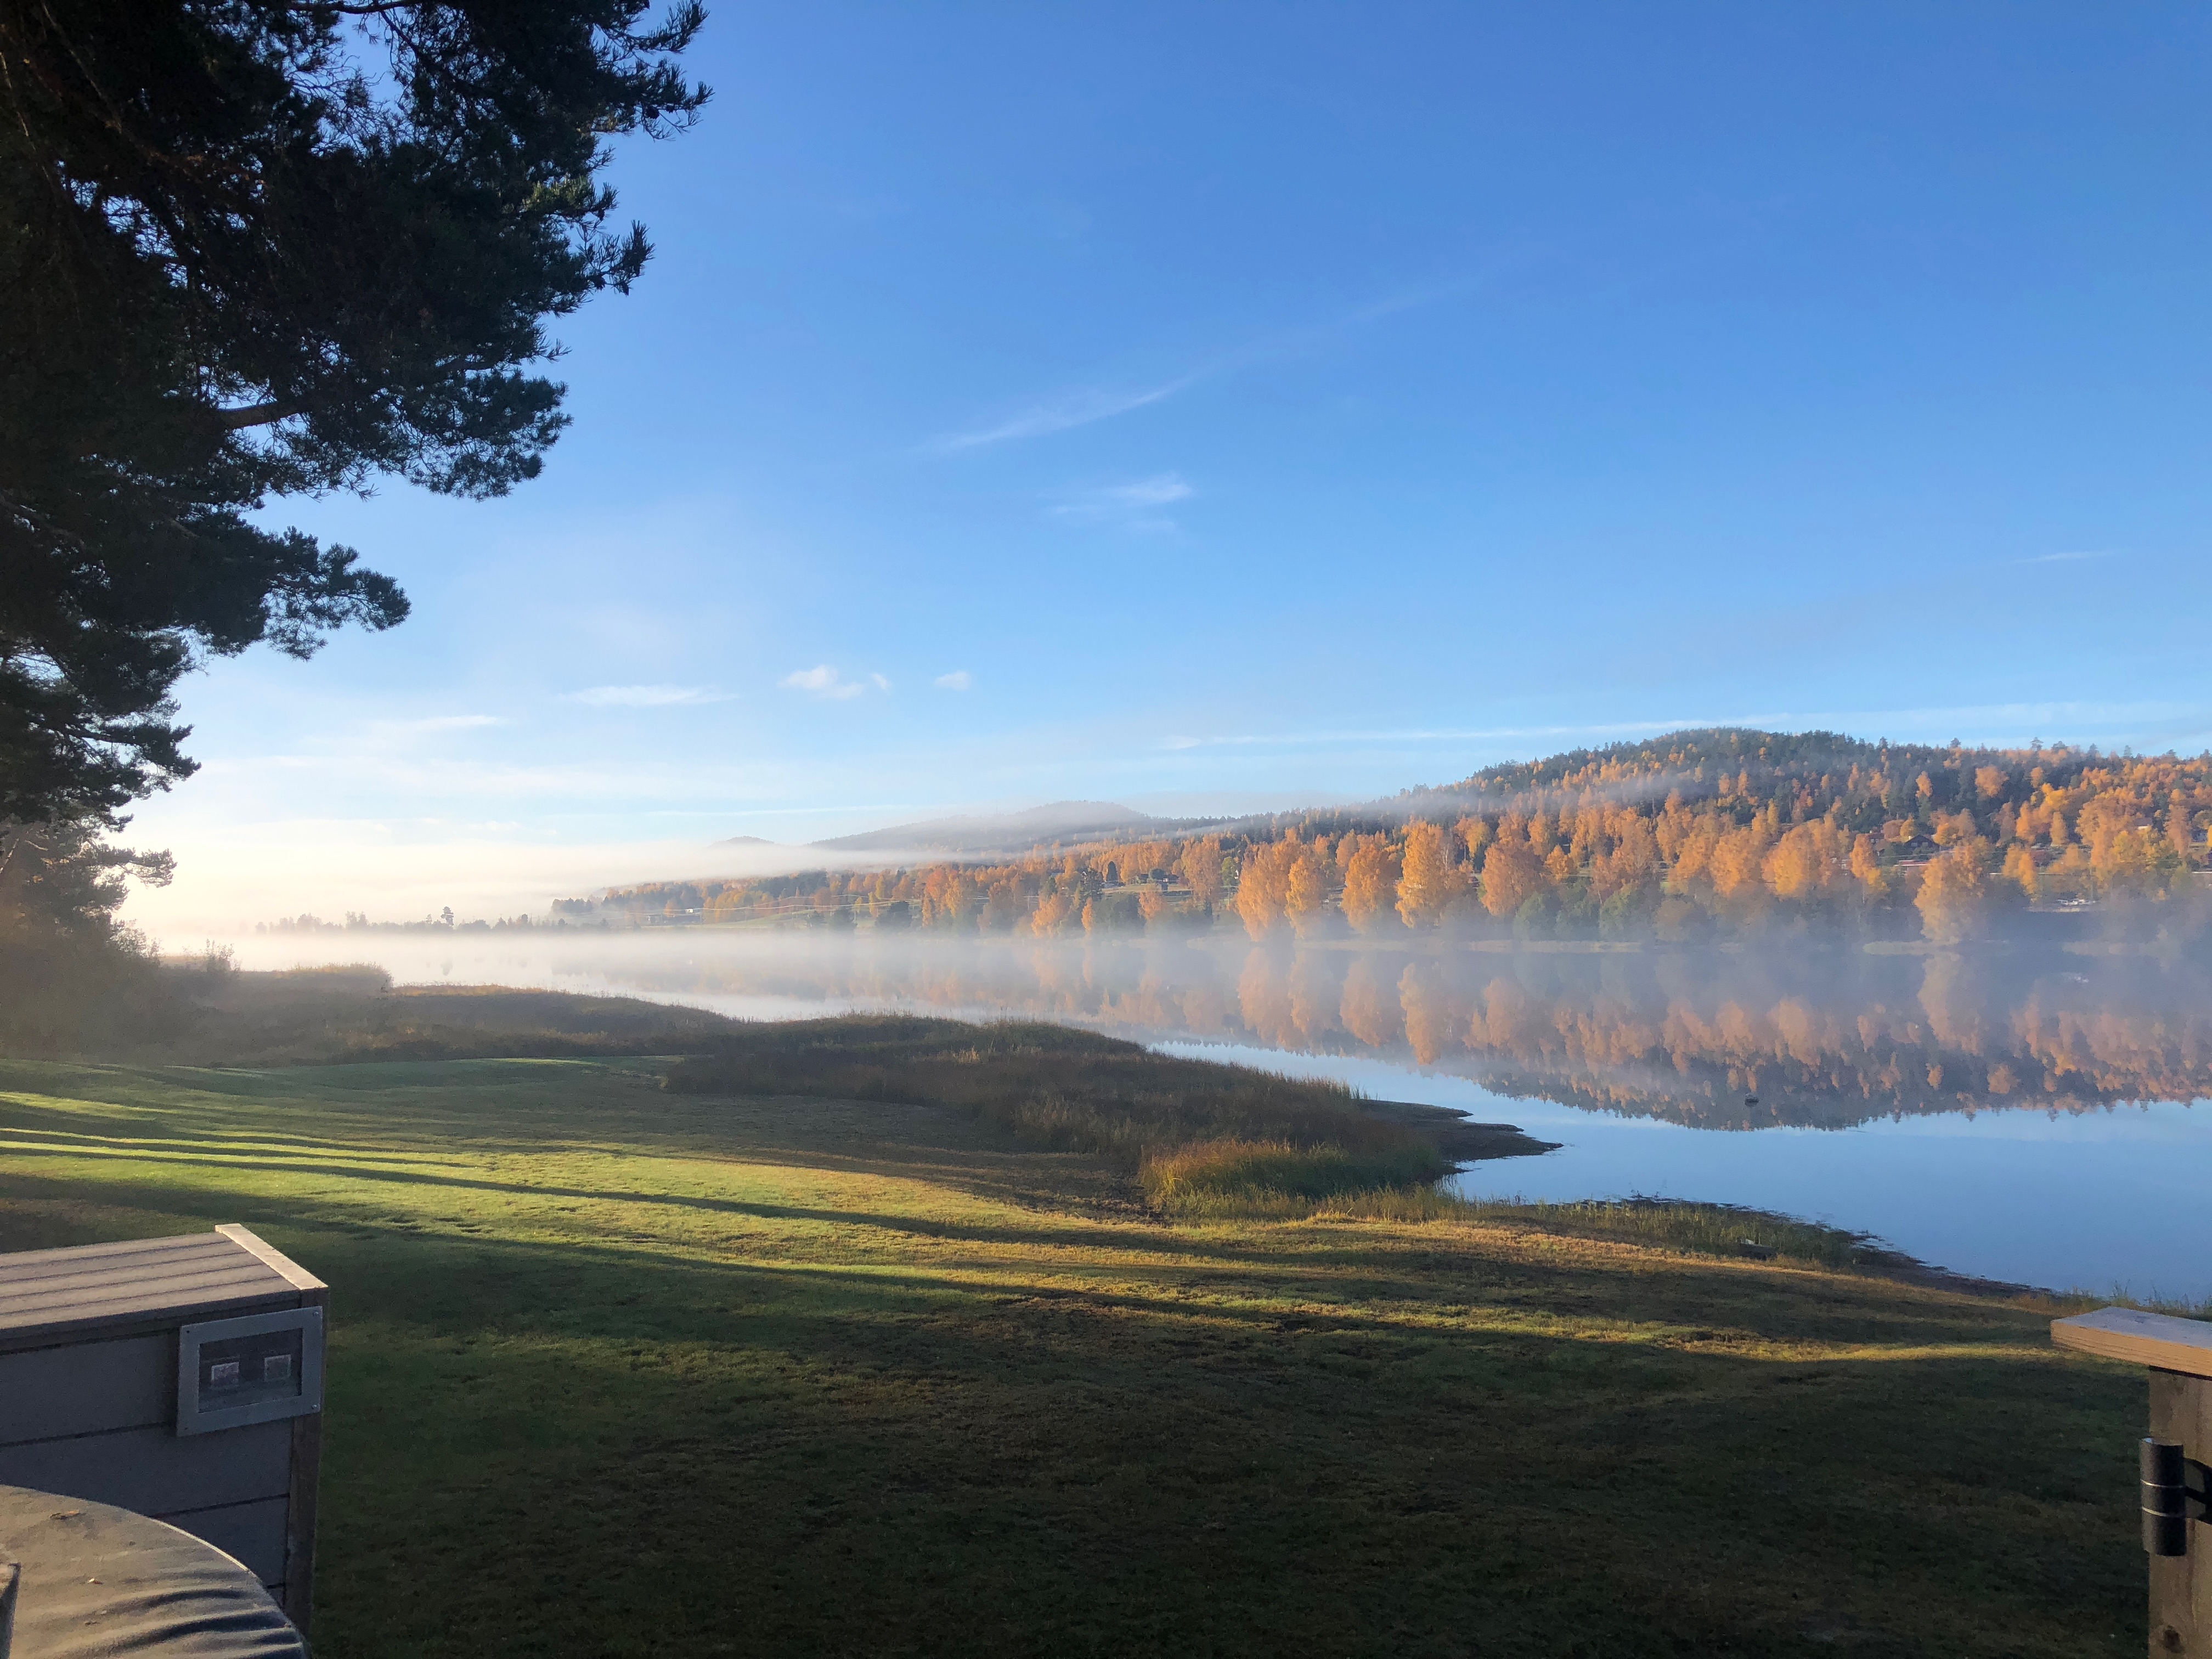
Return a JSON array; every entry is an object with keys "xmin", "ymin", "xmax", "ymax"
[
  {"xmin": 1339, "ymin": 836, "xmax": 1402, "ymax": 934},
  {"xmin": 1396, "ymin": 821, "xmax": 1469, "ymax": 928}
]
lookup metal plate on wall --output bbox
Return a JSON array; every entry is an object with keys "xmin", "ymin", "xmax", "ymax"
[{"xmin": 176, "ymin": 1307, "xmax": 324, "ymax": 1436}]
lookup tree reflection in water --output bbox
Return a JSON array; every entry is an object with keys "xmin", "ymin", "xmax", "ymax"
[{"xmin": 582, "ymin": 935, "xmax": 2212, "ymax": 1130}]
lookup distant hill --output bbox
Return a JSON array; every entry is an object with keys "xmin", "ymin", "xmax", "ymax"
[
  {"xmin": 812, "ymin": 800, "xmax": 1169, "ymax": 856},
  {"xmin": 582, "ymin": 726, "xmax": 2212, "ymax": 946},
  {"xmin": 715, "ymin": 835, "xmax": 781, "ymax": 847}
]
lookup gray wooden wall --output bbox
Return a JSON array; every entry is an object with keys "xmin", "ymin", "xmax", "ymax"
[{"xmin": 0, "ymin": 1330, "xmax": 294, "ymax": 1599}]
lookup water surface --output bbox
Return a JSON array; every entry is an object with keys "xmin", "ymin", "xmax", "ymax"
[{"xmin": 228, "ymin": 928, "xmax": 2212, "ymax": 1297}]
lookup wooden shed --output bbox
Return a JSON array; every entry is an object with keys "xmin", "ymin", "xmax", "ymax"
[{"xmin": 0, "ymin": 1226, "xmax": 327, "ymax": 1632}]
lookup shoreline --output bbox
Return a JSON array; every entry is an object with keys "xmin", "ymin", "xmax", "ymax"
[{"xmin": 1414, "ymin": 1097, "xmax": 2070, "ymax": 1302}]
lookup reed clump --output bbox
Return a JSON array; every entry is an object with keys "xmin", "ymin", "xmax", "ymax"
[
  {"xmin": 1139, "ymin": 1138, "xmax": 1449, "ymax": 1212},
  {"xmin": 664, "ymin": 1014, "xmax": 1447, "ymax": 1172}
]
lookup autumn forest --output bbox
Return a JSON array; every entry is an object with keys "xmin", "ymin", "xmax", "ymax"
[{"xmin": 582, "ymin": 729, "xmax": 2212, "ymax": 946}]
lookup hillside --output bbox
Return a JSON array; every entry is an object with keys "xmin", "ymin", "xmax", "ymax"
[{"xmin": 578, "ymin": 727, "xmax": 2212, "ymax": 946}]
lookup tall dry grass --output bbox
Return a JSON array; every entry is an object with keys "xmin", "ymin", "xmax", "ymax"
[
  {"xmin": 1140, "ymin": 1138, "xmax": 1449, "ymax": 1210},
  {"xmin": 663, "ymin": 1014, "xmax": 1446, "ymax": 1171}
]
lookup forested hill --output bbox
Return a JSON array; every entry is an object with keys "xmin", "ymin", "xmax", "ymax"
[
  {"xmin": 569, "ymin": 727, "xmax": 2212, "ymax": 945},
  {"xmin": 1398, "ymin": 728, "xmax": 2053, "ymax": 814}
]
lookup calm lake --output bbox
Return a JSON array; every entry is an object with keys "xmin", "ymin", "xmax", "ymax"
[{"xmin": 228, "ymin": 928, "xmax": 2212, "ymax": 1299}]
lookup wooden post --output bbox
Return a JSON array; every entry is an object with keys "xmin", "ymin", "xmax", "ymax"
[
  {"xmin": 2149, "ymin": 1370, "xmax": 2210, "ymax": 1654},
  {"xmin": 2053, "ymin": 1308, "xmax": 2212, "ymax": 1656}
]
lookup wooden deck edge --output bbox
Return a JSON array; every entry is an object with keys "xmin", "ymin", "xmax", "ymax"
[
  {"xmin": 213, "ymin": 1226, "xmax": 329, "ymax": 1296},
  {"xmin": 2052, "ymin": 1306, "xmax": 2212, "ymax": 1378}
]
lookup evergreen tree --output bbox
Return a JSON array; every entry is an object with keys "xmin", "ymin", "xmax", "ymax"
[{"xmin": 1, "ymin": 0, "xmax": 708, "ymax": 826}]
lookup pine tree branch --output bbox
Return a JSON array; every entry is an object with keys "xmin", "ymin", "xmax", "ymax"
[{"xmin": 213, "ymin": 400, "xmax": 307, "ymax": 430}]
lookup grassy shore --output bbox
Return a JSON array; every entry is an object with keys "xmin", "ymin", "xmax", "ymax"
[{"xmin": 0, "ymin": 1037, "xmax": 2147, "ymax": 1658}]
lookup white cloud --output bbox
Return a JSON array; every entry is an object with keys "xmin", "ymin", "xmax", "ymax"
[
  {"xmin": 380, "ymin": 714, "xmax": 507, "ymax": 732},
  {"xmin": 931, "ymin": 379, "xmax": 1195, "ymax": 453},
  {"xmin": 871, "ymin": 672, "xmax": 893, "ymax": 692},
  {"xmin": 567, "ymin": 684, "xmax": 732, "ymax": 708},
  {"xmin": 2024, "ymin": 549, "xmax": 2115, "ymax": 564},
  {"xmin": 934, "ymin": 670, "xmax": 973, "ymax": 691},
  {"xmin": 780, "ymin": 665, "xmax": 872, "ymax": 701},
  {"xmin": 1052, "ymin": 472, "xmax": 1195, "ymax": 532}
]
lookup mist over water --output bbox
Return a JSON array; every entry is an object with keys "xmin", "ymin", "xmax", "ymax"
[{"xmin": 225, "ymin": 927, "xmax": 2212, "ymax": 1297}]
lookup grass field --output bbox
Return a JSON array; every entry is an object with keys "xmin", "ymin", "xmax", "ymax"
[{"xmin": 0, "ymin": 1051, "xmax": 2147, "ymax": 1658}]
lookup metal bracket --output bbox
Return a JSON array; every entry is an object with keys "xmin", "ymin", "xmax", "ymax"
[{"xmin": 2142, "ymin": 1438, "xmax": 2210, "ymax": 1558}]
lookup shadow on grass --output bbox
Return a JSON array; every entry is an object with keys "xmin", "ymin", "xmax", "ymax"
[
  {"xmin": 0, "ymin": 1152, "xmax": 2083, "ymax": 1366},
  {"xmin": 4, "ymin": 1057, "xmax": 1144, "ymax": 1216},
  {"xmin": 30, "ymin": 1188, "xmax": 2145, "ymax": 1658},
  {"xmin": 0, "ymin": 1108, "xmax": 2145, "ymax": 1659}
]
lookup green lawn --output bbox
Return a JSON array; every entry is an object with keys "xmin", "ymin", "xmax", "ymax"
[{"xmin": 0, "ymin": 1055, "xmax": 2146, "ymax": 1657}]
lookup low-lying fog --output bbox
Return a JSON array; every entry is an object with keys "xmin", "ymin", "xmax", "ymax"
[{"xmin": 219, "ymin": 927, "xmax": 2212, "ymax": 1299}]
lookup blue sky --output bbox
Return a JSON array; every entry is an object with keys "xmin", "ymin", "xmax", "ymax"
[{"xmin": 128, "ymin": 2, "xmax": 2212, "ymax": 930}]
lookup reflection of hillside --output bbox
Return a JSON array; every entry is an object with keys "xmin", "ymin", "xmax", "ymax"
[
  {"xmin": 585, "ymin": 938, "xmax": 2212, "ymax": 1130},
  {"xmin": 1218, "ymin": 947, "xmax": 2212, "ymax": 1128}
]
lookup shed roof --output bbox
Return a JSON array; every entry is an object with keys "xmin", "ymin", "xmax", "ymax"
[{"xmin": 0, "ymin": 1227, "xmax": 323, "ymax": 1353}]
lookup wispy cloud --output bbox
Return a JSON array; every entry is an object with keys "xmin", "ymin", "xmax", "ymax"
[
  {"xmin": 1160, "ymin": 699, "xmax": 2212, "ymax": 754},
  {"xmin": 1158, "ymin": 720, "xmax": 1699, "ymax": 752},
  {"xmin": 1342, "ymin": 272, "xmax": 1497, "ymax": 325},
  {"xmin": 1052, "ymin": 472, "xmax": 1195, "ymax": 532},
  {"xmin": 2024, "ymin": 549, "xmax": 2115, "ymax": 564},
  {"xmin": 384, "ymin": 714, "xmax": 507, "ymax": 732},
  {"xmin": 931, "ymin": 378, "xmax": 1198, "ymax": 453},
  {"xmin": 348, "ymin": 713, "xmax": 511, "ymax": 752},
  {"xmin": 927, "ymin": 267, "xmax": 1514, "ymax": 456},
  {"xmin": 934, "ymin": 670, "xmax": 973, "ymax": 691},
  {"xmin": 780, "ymin": 664, "xmax": 884, "ymax": 701},
  {"xmin": 567, "ymin": 684, "xmax": 733, "ymax": 708}
]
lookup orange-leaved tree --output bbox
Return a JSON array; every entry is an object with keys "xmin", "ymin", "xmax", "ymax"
[
  {"xmin": 1177, "ymin": 837, "xmax": 1226, "ymax": 907},
  {"xmin": 1339, "ymin": 835, "xmax": 1401, "ymax": 934},
  {"xmin": 1479, "ymin": 837, "xmax": 1547, "ymax": 919},
  {"xmin": 1396, "ymin": 821, "xmax": 1468, "ymax": 928},
  {"xmin": 1849, "ymin": 832, "xmax": 1889, "ymax": 900},
  {"xmin": 1915, "ymin": 838, "xmax": 1993, "ymax": 944},
  {"xmin": 1285, "ymin": 841, "xmax": 1334, "ymax": 936},
  {"xmin": 1236, "ymin": 837, "xmax": 1300, "ymax": 939}
]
